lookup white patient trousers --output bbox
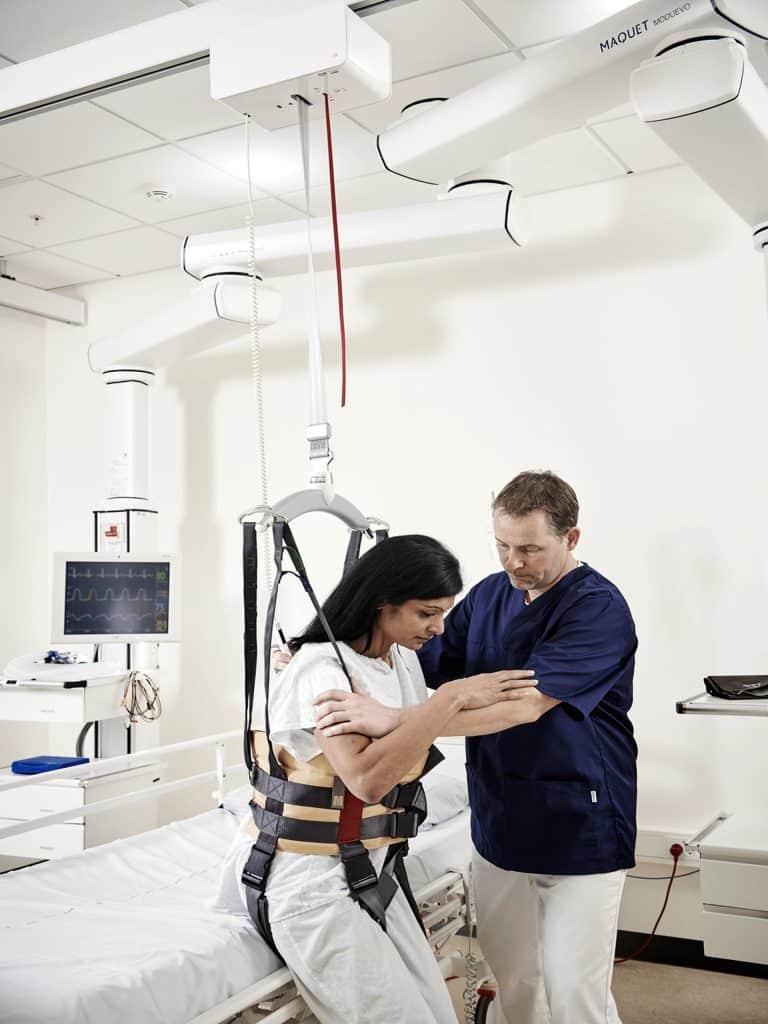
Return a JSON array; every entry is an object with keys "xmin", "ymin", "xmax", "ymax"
[
  {"xmin": 473, "ymin": 849, "xmax": 625, "ymax": 1024},
  {"xmin": 270, "ymin": 885, "xmax": 458, "ymax": 1024}
]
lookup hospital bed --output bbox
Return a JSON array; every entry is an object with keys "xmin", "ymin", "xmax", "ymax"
[{"xmin": 0, "ymin": 738, "xmax": 473, "ymax": 1024}]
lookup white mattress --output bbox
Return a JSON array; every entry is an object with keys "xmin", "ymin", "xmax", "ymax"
[
  {"xmin": 407, "ymin": 808, "xmax": 472, "ymax": 893},
  {"xmin": 0, "ymin": 803, "xmax": 470, "ymax": 1024}
]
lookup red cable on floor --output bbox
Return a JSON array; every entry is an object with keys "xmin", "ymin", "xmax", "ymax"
[
  {"xmin": 615, "ymin": 844, "xmax": 682, "ymax": 965},
  {"xmin": 323, "ymin": 91, "xmax": 348, "ymax": 408}
]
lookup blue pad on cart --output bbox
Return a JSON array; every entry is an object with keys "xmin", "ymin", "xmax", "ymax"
[{"xmin": 11, "ymin": 755, "xmax": 90, "ymax": 775}]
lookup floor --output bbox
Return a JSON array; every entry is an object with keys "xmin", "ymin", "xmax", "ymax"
[
  {"xmin": 444, "ymin": 941, "xmax": 768, "ymax": 1024},
  {"xmin": 612, "ymin": 962, "xmax": 768, "ymax": 1024}
]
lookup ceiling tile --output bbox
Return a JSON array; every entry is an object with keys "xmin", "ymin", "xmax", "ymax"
[
  {"xmin": 588, "ymin": 101, "xmax": 635, "ymax": 123},
  {"xmin": 2, "ymin": 249, "xmax": 112, "ymax": 288},
  {"xmin": 282, "ymin": 170, "xmax": 437, "ymax": 217},
  {"xmin": 472, "ymin": 0, "xmax": 630, "ymax": 49},
  {"xmin": 0, "ymin": 0, "xmax": 185, "ymax": 61},
  {"xmin": 0, "ymin": 102, "xmax": 161, "ymax": 176},
  {"xmin": 94, "ymin": 65, "xmax": 243, "ymax": 141},
  {"xmin": 46, "ymin": 145, "xmax": 251, "ymax": 223},
  {"xmin": 157, "ymin": 198, "xmax": 303, "ymax": 237},
  {"xmin": 0, "ymin": 179, "xmax": 137, "ymax": 246},
  {"xmin": 351, "ymin": 50, "xmax": 521, "ymax": 134},
  {"xmin": 0, "ymin": 161, "xmax": 23, "ymax": 181},
  {"xmin": 365, "ymin": 0, "xmax": 507, "ymax": 81},
  {"xmin": 0, "ymin": 234, "xmax": 28, "ymax": 255},
  {"xmin": 179, "ymin": 116, "xmax": 381, "ymax": 196},
  {"xmin": 507, "ymin": 128, "xmax": 622, "ymax": 196},
  {"xmin": 50, "ymin": 226, "xmax": 182, "ymax": 276},
  {"xmin": 591, "ymin": 116, "xmax": 682, "ymax": 174}
]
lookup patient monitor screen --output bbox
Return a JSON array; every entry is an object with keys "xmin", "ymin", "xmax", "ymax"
[{"xmin": 63, "ymin": 559, "xmax": 171, "ymax": 637}]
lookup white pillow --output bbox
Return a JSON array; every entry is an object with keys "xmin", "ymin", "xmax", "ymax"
[{"xmin": 420, "ymin": 746, "xmax": 469, "ymax": 830}]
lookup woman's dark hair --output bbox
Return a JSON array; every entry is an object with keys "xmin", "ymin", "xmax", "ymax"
[{"xmin": 289, "ymin": 534, "xmax": 462, "ymax": 654}]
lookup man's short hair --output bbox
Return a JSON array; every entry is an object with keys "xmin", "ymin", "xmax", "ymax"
[{"xmin": 493, "ymin": 470, "xmax": 579, "ymax": 536}]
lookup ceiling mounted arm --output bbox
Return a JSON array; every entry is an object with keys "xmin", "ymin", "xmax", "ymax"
[{"xmin": 375, "ymin": 0, "xmax": 768, "ymax": 185}]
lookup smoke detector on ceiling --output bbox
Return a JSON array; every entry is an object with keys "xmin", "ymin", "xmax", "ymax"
[{"xmin": 145, "ymin": 188, "xmax": 174, "ymax": 203}]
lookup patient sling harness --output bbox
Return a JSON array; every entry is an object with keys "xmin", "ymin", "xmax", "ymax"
[{"xmin": 240, "ymin": 515, "xmax": 443, "ymax": 955}]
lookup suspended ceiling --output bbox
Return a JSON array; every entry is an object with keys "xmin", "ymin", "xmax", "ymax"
[{"xmin": 0, "ymin": 0, "xmax": 686, "ymax": 289}]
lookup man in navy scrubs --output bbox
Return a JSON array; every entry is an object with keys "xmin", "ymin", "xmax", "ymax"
[
  {"xmin": 312, "ymin": 470, "xmax": 637, "ymax": 1023},
  {"xmin": 418, "ymin": 470, "xmax": 637, "ymax": 1024}
]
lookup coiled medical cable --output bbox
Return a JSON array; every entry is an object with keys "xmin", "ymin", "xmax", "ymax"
[
  {"xmin": 120, "ymin": 670, "xmax": 161, "ymax": 723},
  {"xmin": 462, "ymin": 863, "xmax": 480, "ymax": 1023}
]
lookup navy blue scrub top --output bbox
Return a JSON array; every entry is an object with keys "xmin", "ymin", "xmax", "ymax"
[{"xmin": 418, "ymin": 564, "xmax": 638, "ymax": 875}]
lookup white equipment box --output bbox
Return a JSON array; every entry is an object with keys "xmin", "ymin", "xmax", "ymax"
[
  {"xmin": 0, "ymin": 676, "xmax": 128, "ymax": 724},
  {"xmin": 0, "ymin": 761, "xmax": 162, "ymax": 863},
  {"xmin": 700, "ymin": 816, "xmax": 768, "ymax": 965}
]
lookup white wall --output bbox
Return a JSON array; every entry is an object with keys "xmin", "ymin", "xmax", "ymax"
[
  {"xmin": 40, "ymin": 163, "xmax": 768, "ymax": 931},
  {"xmin": 0, "ymin": 307, "xmax": 50, "ymax": 763}
]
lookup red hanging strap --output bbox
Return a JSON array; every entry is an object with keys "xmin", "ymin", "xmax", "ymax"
[
  {"xmin": 337, "ymin": 788, "xmax": 365, "ymax": 844},
  {"xmin": 323, "ymin": 91, "xmax": 348, "ymax": 408}
]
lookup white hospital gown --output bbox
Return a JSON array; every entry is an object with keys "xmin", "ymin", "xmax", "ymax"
[{"xmin": 218, "ymin": 641, "xmax": 458, "ymax": 1024}]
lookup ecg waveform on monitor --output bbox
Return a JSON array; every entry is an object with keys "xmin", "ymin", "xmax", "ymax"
[
  {"xmin": 68, "ymin": 588, "xmax": 155, "ymax": 603},
  {"xmin": 64, "ymin": 560, "xmax": 170, "ymax": 636}
]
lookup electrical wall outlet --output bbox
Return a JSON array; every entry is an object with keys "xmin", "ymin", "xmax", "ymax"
[
  {"xmin": 635, "ymin": 828, "xmax": 700, "ymax": 865},
  {"xmin": 663, "ymin": 834, "xmax": 700, "ymax": 865}
]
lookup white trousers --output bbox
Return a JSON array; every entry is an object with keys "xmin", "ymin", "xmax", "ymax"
[
  {"xmin": 270, "ymin": 886, "xmax": 458, "ymax": 1024},
  {"xmin": 473, "ymin": 849, "xmax": 625, "ymax": 1024}
]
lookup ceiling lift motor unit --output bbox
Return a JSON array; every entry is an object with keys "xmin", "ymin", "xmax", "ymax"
[{"xmin": 0, "ymin": 0, "xmax": 390, "ymax": 130}]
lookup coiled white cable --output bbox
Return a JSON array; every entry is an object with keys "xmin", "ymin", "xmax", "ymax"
[
  {"xmin": 463, "ymin": 863, "xmax": 480, "ymax": 1023},
  {"xmin": 121, "ymin": 670, "xmax": 161, "ymax": 723}
]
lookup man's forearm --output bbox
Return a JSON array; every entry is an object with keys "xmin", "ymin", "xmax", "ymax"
[
  {"xmin": 405, "ymin": 691, "xmax": 558, "ymax": 737},
  {"xmin": 442, "ymin": 701, "xmax": 536, "ymax": 736},
  {"xmin": 397, "ymin": 699, "xmax": 529, "ymax": 736}
]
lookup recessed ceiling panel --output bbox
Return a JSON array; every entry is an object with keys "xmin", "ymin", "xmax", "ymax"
[
  {"xmin": 0, "ymin": 102, "xmax": 160, "ymax": 176},
  {"xmin": 0, "ymin": 179, "xmax": 137, "ymax": 246},
  {"xmin": 94, "ymin": 66, "xmax": 244, "ymax": 141},
  {"xmin": 473, "ymin": 0, "xmax": 631, "ymax": 49},
  {"xmin": 179, "ymin": 116, "xmax": 381, "ymax": 197},
  {"xmin": 592, "ymin": 116, "xmax": 681, "ymax": 174},
  {"xmin": 0, "ymin": 161, "xmax": 23, "ymax": 181},
  {"xmin": 46, "ymin": 146, "xmax": 251, "ymax": 223},
  {"xmin": 51, "ymin": 226, "xmax": 182, "ymax": 276},
  {"xmin": 157, "ymin": 198, "xmax": 303, "ymax": 238},
  {"xmin": 282, "ymin": 170, "xmax": 437, "ymax": 216},
  {"xmin": 366, "ymin": 0, "xmax": 507, "ymax": 81},
  {"xmin": 4, "ymin": 249, "xmax": 112, "ymax": 288},
  {"xmin": 0, "ymin": 0, "xmax": 185, "ymax": 61},
  {"xmin": 0, "ymin": 234, "xmax": 29, "ymax": 255},
  {"xmin": 507, "ymin": 128, "xmax": 622, "ymax": 195},
  {"xmin": 351, "ymin": 50, "xmax": 521, "ymax": 134}
]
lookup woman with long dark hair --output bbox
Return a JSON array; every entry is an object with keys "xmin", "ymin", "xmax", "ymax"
[{"xmin": 219, "ymin": 535, "xmax": 536, "ymax": 1023}]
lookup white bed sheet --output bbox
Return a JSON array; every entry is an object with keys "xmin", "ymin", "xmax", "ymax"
[
  {"xmin": 406, "ymin": 808, "xmax": 472, "ymax": 893},
  {"xmin": 0, "ymin": 803, "xmax": 471, "ymax": 1024},
  {"xmin": 0, "ymin": 809, "xmax": 280, "ymax": 1024}
]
